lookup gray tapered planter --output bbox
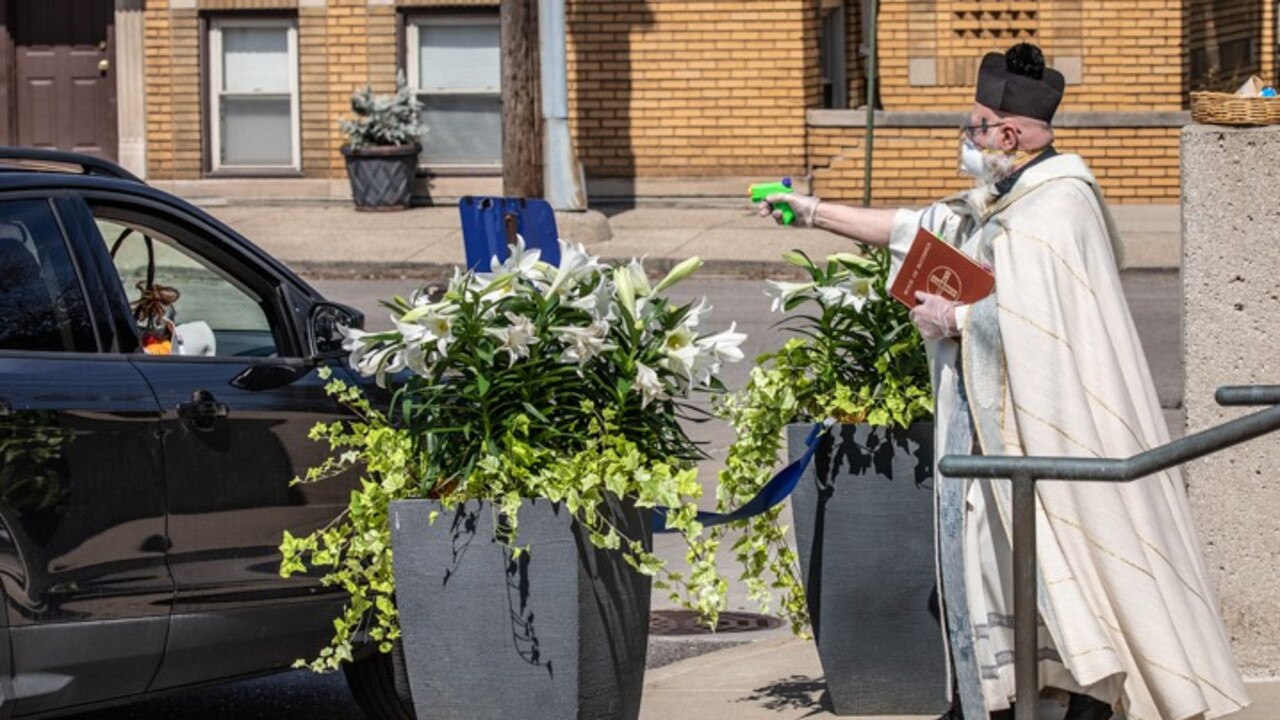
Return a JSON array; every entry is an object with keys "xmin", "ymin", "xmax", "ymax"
[
  {"xmin": 390, "ymin": 498, "xmax": 651, "ymax": 720},
  {"xmin": 789, "ymin": 422, "xmax": 947, "ymax": 716},
  {"xmin": 341, "ymin": 143, "xmax": 418, "ymax": 210}
]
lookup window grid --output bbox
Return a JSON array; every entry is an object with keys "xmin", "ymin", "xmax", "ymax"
[{"xmin": 208, "ymin": 16, "xmax": 301, "ymax": 173}]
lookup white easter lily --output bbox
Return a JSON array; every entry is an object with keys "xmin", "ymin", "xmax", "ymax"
[
  {"xmin": 543, "ymin": 241, "xmax": 599, "ymax": 296},
  {"xmin": 660, "ymin": 326, "xmax": 700, "ymax": 382},
  {"xmin": 569, "ymin": 275, "xmax": 616, "ymax": 321},
  {"xmin": 476, "ymin": 235, "xmax": 545, "ymax": 285},
  {"xmin": 634, "ymin": 362, "xmax": 669, "ymax": 409},
  {"xmin": 682, "ymin": 297, "xmax": 713, "ymax": 330},
  {"xmin": 688, "ymin": 323, "xmax": 747, "ymax": 386},
  {"xmin": 765, "ymin": 280, "xmax": 816, "ymax": 313},
  {"xmin": 555, "ymin": 320, "xmax": 615, "ymax": 365},
  {"xmin": 487, "ymin": 312, "xmax": 540, "ymax": 367}
]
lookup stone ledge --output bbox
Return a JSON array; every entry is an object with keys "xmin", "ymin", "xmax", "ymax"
[{"xmin": 808, "ymin": 109, "xmax": 1193, "ymax": 129}]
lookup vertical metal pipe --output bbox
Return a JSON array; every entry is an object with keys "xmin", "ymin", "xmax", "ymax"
[
  {"xmin": 862, "ymin": 0, "xmax": 877, "ymax": 207},
  {"xmin": 538, "ymin": 0, "xmax": 586, "ymax": 210},
  {"xmin": 1012, "ymin": 473, "xmax": 1039, "ymax": 720}
]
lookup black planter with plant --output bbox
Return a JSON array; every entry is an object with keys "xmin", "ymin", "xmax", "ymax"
[
  {"xmin": 789, "ymin": 421, "xmax": 945, "ymax": 715},
  {"xmin": 390, "ymin": 498, "xmax": 651, "ymax": 720},
  {"xmin": 340, "ymin": 74, "xmax": 425, "ymax": 211},
  {"xmin": 714, "ymin": 248, "xmax": 945, "ymax": 715}
]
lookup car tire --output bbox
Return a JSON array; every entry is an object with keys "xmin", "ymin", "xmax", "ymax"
[{"xmin": 343, "ymin": 640, "xmax": 415, "ymax": 720}]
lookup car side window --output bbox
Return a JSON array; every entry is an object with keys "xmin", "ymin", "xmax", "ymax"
[
  {"xmin": 95, "ymin": 216, "xmax": 281, "ymax": 358},
  {"xmin": 0, "ymin": 199, "xmax": 97, "ymax": 353}
]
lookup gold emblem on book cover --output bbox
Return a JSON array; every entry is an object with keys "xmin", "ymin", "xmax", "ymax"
[{"xmin": 927, "ymin": 267, "xmax": 962, "ymax": 300}]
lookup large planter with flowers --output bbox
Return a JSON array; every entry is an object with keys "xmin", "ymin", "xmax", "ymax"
[
  {"xmin": 279, "ymin": 240, "xmax": 744, "ymax": 720},
  {"xmin": 714, "ymin": 249, "xmax": 944, "ymax": 715},
  {"xmin": 390, "ymin": 498, "xmax": 651, "ymax": 720}
]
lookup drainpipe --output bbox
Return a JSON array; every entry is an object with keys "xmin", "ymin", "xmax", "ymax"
[
  {"xmin": 862, "ymin": 0, "xmax": 877, "ymax": 207},
  {"xmin": 538, "ymin": 0, "xmax": 587, "ymax": 210}
]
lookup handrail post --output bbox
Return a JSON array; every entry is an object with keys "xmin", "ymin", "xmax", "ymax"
[{"xmin": 1012, "ymin": 472, "xmax": 1038, "ymax": 720}]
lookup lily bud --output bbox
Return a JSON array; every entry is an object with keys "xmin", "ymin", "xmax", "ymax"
[{"xmin": 653, "ymin": 256, "xmax": 704, "ymax": 294}]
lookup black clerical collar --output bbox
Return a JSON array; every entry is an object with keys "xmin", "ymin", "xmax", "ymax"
[{"xmin": 995, "ymin": 146, "xmax": 1058, "ymax": 197}]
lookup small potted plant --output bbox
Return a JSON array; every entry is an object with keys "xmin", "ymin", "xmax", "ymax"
[
  {"xmin": 340, "ymin": 72, "xmax": 425, "ymax": 211},
  {"xmin": 280, "ymin": 240, "xmax": 742, "ymax": 720},
  {"xmin": 713, "ymin": 248, "xmax": 944, "ymax": 716}
]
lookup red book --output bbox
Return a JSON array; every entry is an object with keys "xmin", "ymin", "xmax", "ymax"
[{"xmin": 889, "ymin": 228, "xmax": 995, "ymax": 308}]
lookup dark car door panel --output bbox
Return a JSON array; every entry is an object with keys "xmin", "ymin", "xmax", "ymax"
[
  {"xmin": 0, "ymin": 177, "xmax": 368, "ymax": 716},
  {"xmin": 0, "ymin": 355, "xmax": 171, "ymax": 715}
]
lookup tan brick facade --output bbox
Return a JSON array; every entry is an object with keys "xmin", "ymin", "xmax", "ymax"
[{"xmin": 137, "ymin": 0, "xmax": 1277, "ymax": 204}]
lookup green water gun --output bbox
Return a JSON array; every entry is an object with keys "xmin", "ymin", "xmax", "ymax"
[{"xmin": 749, "ymin": 177, "xmax": 796, "ymax": 225}]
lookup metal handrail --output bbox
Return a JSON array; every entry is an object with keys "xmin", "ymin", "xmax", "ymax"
[{"xmin": 936, "ymin": 385, "xmax": 1280, "ymax": 720}]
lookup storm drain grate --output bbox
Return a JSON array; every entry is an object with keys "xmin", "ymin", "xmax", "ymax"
[{"xmin": 649, "ymin": 609, "xmax": 783, "ymax": 636}]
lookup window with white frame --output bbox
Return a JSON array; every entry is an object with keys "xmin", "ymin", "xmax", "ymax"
[
  {"xmin": 208, "ymin": 17, "xmax": 300, "ymax": 172},
  {"xmin": 406, "ymin": 14, "xmax": 503, "ymax": 167}
]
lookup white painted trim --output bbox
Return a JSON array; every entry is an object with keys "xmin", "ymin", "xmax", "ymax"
[
  {"xmin": 115, "ymin": 0, "xmax": 147, "ymax": 178},
  {"xmin": 208, "ymin": 17, "xmax": 301, "ymax": 173}
]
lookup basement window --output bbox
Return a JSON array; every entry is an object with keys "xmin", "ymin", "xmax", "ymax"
[{"xmin": 406, "ymin": 14, "xmax": 504, "ymax": 169}]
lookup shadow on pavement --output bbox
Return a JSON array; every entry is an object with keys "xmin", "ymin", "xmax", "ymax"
[{"xmin": 738, "ymin": 674, "xmax": 832, "ymax": 716}]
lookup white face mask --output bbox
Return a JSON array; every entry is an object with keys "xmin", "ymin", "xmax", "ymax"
[
  {"xmin": 958, "ymin": 137, "xmax": 1021, "ymax": 185},
  {"xmin": 958, "ymin": 138, "xmax": 987, "ymax": 178}
]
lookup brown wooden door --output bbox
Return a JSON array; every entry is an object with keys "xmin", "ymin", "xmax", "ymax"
[{"xmin": 13, "ymin": 0, "xmax": 117, "ymax": 159}]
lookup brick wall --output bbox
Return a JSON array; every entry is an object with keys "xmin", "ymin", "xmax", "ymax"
[
  {"xmin": 809, "ymin": 124, "xmax": 1182, "ymax": 206},
  {"xmin": 877, "ymin": 0, "xmax": 1184, "ymax": 112},
  {"xmin": 139, "ymin": 0, "xmax": 1193, "ymax": 203},
  {"xmin": 564, "ymin": 0, "xmax": 817, "ymax": 181}
]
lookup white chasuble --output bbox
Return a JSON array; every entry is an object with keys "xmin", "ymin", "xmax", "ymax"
[{"xmin": 886, "ymin": 154, "xmax": 1248, "ymax": 720}]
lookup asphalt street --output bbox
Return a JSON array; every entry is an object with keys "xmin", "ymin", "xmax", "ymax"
[{"xmin": 63, "ymin": 271, "xmax": 1182, "ymax": 719}]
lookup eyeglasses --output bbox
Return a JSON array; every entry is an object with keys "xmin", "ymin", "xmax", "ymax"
[{"xmin": 960, "ymin": 117, "xmax": 1010, "ymax": 140}]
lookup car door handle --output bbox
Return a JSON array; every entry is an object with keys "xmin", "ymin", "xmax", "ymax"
[{"xmin": 177, "ymin": 390, "xmax": 229, "ymax": 431}]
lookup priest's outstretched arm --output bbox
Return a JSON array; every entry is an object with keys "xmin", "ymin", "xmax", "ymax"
[{"xmin": 756, "ymin": 192, "xmax": 898, "ymax": 248}]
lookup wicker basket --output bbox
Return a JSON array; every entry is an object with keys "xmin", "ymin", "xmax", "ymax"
[{"xmin": 1191, "ymin": 91, "xmax": 1280, "ymax": 126}]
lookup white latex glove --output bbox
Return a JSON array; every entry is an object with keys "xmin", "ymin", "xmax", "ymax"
[
  {"xmin": 910, "ymin": 292, "xmax": 962, "ymax": 341},
  {"xmin": 756, "ymin": 192, "xmax": 821, "ymax": 228}
]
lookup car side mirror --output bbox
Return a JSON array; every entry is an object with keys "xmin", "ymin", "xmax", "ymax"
[{"xmin": 308, "ymin": 302, "xmax": 363, "ymax": 361}]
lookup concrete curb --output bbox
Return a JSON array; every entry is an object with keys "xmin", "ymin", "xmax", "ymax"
[{"xmin": 291, "ymin": 257, "xmax": 816, "ymax": 281}]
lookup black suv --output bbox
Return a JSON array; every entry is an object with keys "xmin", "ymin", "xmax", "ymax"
[{"xmin": 0, "ymin": 148, "xmax": 409, "ymax": 719}]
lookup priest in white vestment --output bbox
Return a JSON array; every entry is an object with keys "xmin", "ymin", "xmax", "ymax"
[{"xmin": 758, "ymin": 43, "xmax": 1248, "ymax": 720}]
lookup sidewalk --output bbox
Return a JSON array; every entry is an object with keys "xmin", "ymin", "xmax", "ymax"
[
  {"xmin": 198, "ymin": 201, "xmax": 1181, "ymax": 278},
  {"xmin": 641, "ymin": 631, "xmax": 1280, "ymax": 719}
]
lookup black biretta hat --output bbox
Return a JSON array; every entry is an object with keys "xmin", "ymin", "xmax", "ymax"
[{"xmin": 975, "ymin": 43, "xmax": 1065, "ymax": 122}]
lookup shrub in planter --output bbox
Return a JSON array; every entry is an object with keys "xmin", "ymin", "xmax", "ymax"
[
  {"xmin": 279, "ymin": 241, "xmax": 742, "ymax": 719},
  {"xmin": 340, "ymin": 73, "xmax": 426, "ymax": 211},
  {"xmin": 714, "ymin": 248, "xmax": 945, "ymax": 715}
]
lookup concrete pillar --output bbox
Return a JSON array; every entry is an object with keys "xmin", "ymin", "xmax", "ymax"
[
  {"xmin": 1182, "ymin": 123, "xmax": 1280, "ymax": 675},
  {"xmin": 115, "ymin": 0, "xmax": 147, "ymax": 178}
]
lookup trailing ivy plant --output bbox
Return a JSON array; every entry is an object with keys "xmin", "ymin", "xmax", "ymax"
[
  {"xmin": 711, "ymin": 248, "xmax": 934, "ymax": 635},
  {"xmin": 280, "ymin": 240, "xmax": 743, "ymax": 672}
]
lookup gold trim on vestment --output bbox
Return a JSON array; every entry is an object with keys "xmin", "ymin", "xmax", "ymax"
[
  {"xmin": 1082, "ymin": 386, "xmax": 1152, "ymax": 455},
  {"xmin": 1012, "ymin": 403, "xmax": 1101, "ymax": 457},
  {"xmin": 998, "ymin": 303, "xmax": 1068, "ymax": 344},
  {"xmin": 1003, "ymin": 227, "xmax": 1097, "ymax": 298},
  {"xmin": 1135, "ymin": 652, "xmax": 1249, "ymax": 708},
  {"xmin": 1042, "ymin": 508, "xmax": 1212, "ymax": 612}
]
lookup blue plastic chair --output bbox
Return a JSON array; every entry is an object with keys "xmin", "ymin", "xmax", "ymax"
[{"xmin": 458, "ymin": 196, "xmax": 561, "ymax": 271}]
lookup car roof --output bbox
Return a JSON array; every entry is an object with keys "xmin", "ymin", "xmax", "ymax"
[{"xmin": 0, "ymin": 148, "xmax": 321, "ymax": 300}]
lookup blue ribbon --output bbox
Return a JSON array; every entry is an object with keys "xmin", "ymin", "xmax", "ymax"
[{"xmin": 652, "ymin": 420, "xmax": 833, "ymax": 533}]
